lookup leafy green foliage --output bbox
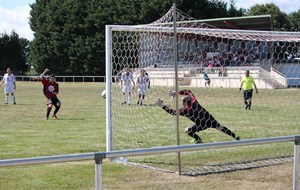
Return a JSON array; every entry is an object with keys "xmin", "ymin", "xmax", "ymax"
[
  {"xmin": 28, "ymin": 0, "xmax": 243, "ymax": 76},
  {"xmin": 247, "ymin": 3, "xmax": 291, "ymax": 31},
  {"xmin": 2, "ymin": 1, "xmax": 300, "ymax": 76},
  {"xmin": 0, "ymin": 32, "xmax": 29, "ymax": 74},
  {"xmin": 289, "ymin": 10, "xmax": 300, "ymax": 32}
]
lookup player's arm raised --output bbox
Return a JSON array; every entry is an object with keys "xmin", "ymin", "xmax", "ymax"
[
  {"xmin": 40, "ymin": 68, "xmax": 49, "ymax": 79},
  {"xmin": 156, "ymin": 98, "xmax": 178, "ymax": 115}
]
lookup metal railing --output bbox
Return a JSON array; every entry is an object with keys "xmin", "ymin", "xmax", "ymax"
[
  {"xmin": 0, "ymin": 135, "xmax": 299, "ymax": 190},
  {"xmin": 11, "ymin": 76, "xmax": 106, "ymax": 82}
]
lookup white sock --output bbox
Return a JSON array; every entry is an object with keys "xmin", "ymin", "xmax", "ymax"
[
  {"xmin": 128, "ymin": 95, "xmax": 131, "ymax": 104},
  {"xmin": 13, "ymin": 96, "xmax": 16, "ymax": 104},
  {"xmin": 123, "ymin": 95, "xmax": 126, "ymax": 102},
  {"xmin": 5, "ymin": 96, "xmax": 8, "ymax": 104}
]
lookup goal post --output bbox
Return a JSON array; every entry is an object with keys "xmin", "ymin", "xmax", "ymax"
[
  {"xmin": 105, "ymin": 6, "xmax": 300, "ymax": 175},
  {"xmin": 105, "ymin": 25, "xmax": 113, "ymax": 152}
]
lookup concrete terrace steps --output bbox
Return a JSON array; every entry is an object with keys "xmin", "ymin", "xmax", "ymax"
[{"xmin": 141, "ymin": 66, "xmax": 287, "ymax": 89}]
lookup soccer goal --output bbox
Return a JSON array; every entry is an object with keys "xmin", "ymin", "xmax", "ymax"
[{"xmin": 105, "ymin": 5, "xmax": 300, "ymax": 174}]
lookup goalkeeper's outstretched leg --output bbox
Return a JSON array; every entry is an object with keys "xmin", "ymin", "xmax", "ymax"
[
  {"xmin": 185, "ymin": 125, "xmax": 203, "ymax": 144},
  {"xmin": 210, "ymin": 114, "xmax": 240, "ymax": 140},
  {"xmin": 157, "ymin": 89, "xmax": 240, "ymax": 143}
]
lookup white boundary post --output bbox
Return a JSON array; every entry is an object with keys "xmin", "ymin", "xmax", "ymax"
[
  {"xmin": 105, "ymin": 25, "xmax": 113, "ymax": 152},
  {"xmin": 293, "ymin": 136, "xmax": 300, "ymax": 190},
  {"xmin": 95, "ymin": 153, "xmax": 106, "ymax": 190}
]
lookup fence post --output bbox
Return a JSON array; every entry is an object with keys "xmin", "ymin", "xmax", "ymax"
[
  {"xmin": 294, "ymin": 136, "xmax": 300, "ymax": 190},
  {"xmin": 94, "ymin": 152, "xmax": 106, "ymax": 190}
]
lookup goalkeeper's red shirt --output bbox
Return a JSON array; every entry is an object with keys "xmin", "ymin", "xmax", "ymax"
[
  {"xmin": 41, "ymin": 78, "xmax": 59, "ymax": 98},
  {"xmin": 162, "ymin": 89, "xmax": 208, "ymax": 126}
]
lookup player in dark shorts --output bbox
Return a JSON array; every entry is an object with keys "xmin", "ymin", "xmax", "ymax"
[
  {"xmin": 239, "ymin": 70, "xmax": 258, "ymax": 110},
  {"xmin": 157, "ymin": 89, "xmax": 240, "ymax": 143},
  {"xmin": 244, "ymin": 89, "xmax": 253, "ymax": 105},
  {"xmin": 40, "ymin": 68, "xmax": 61, "ymax": 120}
]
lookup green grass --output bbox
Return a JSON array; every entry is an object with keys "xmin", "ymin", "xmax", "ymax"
[
  {"xmin": 0, "ymin": 82, "xmax": 299, "ymax": 189},
  {"xmin": 0, "ymin": 82, "xmax": 106, "ymax": 158},
  {"xmin": 110, "ymin": 86, "xmax": 300, "ymax": 172}
]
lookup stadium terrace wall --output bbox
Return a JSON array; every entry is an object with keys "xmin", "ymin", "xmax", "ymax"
[
  {"xmin": 142, "ymin": 66, "xmax": 287, "ymax": 89},
  {"xmin": 273, "ymin": 63, "xmax": 300, "ymax": 87}
]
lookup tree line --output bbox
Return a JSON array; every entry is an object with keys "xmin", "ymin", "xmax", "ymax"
[
  {"xmin": 0, "ymin": 0, "xmax": 299, "ymax": 76},
  {"xmin": 0, "ymin": 31, "xmax": 29, "ymax": 75}
]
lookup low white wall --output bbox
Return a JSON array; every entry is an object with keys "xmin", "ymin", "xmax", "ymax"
[
  {"xmin": 150, "ymin": 76, "xmax": 273, "ymax": 89},
  {"xmin": 144, "ymin": 67, "xmax": 286, "ymax": 89}
]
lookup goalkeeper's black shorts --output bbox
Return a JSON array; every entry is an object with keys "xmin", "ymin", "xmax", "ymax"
[{"xmin": 189, "ymin": 112, "xmax": 222, "ymax": 132}]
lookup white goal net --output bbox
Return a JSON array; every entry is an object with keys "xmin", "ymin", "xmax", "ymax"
[{"xmin": 105, "ymin": 6, "xmax": 300, "ymax": 174}]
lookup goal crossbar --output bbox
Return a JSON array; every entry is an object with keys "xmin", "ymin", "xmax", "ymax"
[{"xmin": 108, "ymin": 25, "xmax": 300, "ymax": 42}]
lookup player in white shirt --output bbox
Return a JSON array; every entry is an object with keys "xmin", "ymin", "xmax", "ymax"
[
  {"xmin": 0, "ymin": 67, "xmax": 16, "ymax": 104},
  {"xmin": 136, "ymin": 69, "xmax": 150, "ymax": 105},
  {"xmin": 120, "ymin": 67, "xmax": 135, "ymax": 105}
]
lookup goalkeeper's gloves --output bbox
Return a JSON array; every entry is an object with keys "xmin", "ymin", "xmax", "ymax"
[
  {"xmin": 168, "ymin": 89, "xmax": 176, "ymax": 97},
  {"xmin": 156, "ymin": 98, "xmax": 164, "ymax": 107}
]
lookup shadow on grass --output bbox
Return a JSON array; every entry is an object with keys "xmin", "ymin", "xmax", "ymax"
[
  {"xmin": 46, "ymin": 117, "xmax": 86, "ymax": 121},
  {"xmin": 0, "ymin": 103, "xmax": 37, "ymax": 106}
]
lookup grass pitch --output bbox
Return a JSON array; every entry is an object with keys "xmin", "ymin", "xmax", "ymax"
[{"xmin": 0, "ymin": 82, "xmax": 299, "ymax": 189}]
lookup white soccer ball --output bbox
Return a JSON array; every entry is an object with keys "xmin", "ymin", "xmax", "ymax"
[{"xmin": 101, "ymin": 89, "xmax": 106, "ymax": 99}]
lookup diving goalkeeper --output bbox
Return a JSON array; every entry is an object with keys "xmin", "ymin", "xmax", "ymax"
[{"xmin": 157, "ymin": 89, "xmax": 240, "ymax": 144}]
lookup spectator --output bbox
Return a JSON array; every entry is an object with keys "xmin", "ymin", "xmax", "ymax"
[
  {"xmin": 218, "ymin": 65, "xmax": 225, "ymax": 77},
  {"xmin": 203, "ymin": 73, "xmax": 211, "ymax": 87}
]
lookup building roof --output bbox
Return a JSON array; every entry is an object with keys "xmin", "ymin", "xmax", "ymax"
[
  {"xmin": 150, "ymin": 7, "xmax": 273, "ymax": 31},
  {"xmin": 196, "ymin": 15, "xmax": 273, "ymax": 31},
  {"xmin": 136, "ymin": 12, "xmax": 299, "ymax": 42}
]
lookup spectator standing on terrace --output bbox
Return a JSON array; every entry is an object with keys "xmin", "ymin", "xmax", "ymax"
[
  {"xmin": 218, "ymin": 65, "xmax": 225, "ymax": 77},
  {"xmin": 239, "ymin": 70, "xmax": 258, "ymax": 110},
  {"xmin": 203, "ymin": 73, "xmax": 211, "ymax": 87}
]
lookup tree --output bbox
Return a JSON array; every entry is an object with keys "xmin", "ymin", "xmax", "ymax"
[
  {"xmin": 0, "ymin": 31, "xmax": 29, "ymax": 74},
  {"xmin": 247, "ymin": 3, "xmax": 291, "ymax": 31},
  {"xmin": 28, "ymin": 0, "xmax": 237, "ymax": 76},
  {"xmin": 175, "ymin": 0, "xmax": 231, "ymax": 19},
  {"xmin": 227, "ymin": 0, "xmax": 245, "ymax": 17},
  {"xmin": 288, "ymin": 10, "xmax": 300, "ymax": 32}
]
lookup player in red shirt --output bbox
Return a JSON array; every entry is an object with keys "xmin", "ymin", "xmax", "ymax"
[
  {"xmin": 157, "ymin": 89, "xmax": 240, "ymax": 143},
  {"xmin": 40, "ymin": 68, "xmax": 61, "ymax": 120}
]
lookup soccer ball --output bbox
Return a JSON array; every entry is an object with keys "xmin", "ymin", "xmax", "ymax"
[{"xmin": 101, "ymin": 89, "xmax": 106, "ymax": 99}]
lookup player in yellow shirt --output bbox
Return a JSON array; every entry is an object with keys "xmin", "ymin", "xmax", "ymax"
[{"xmin": 239, "ymin": 70, "xmax": 258, "ymax": 110}]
